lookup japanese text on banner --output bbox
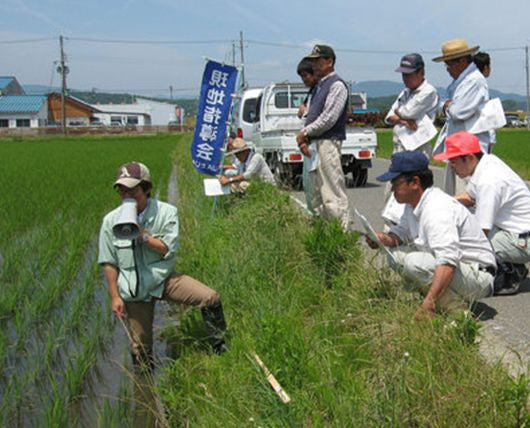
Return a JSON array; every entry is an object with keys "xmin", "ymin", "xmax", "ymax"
[{"xmin": 191, "ymin": 61, "xmax": 238, "ymax": 175}]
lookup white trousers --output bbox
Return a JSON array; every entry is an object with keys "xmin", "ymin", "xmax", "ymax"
[
  {"xmin": 389, "ymin": 247, "xmax": 493, "ymax": 311},
  {"xmin": 309, "ymin": 139, "xmax": 349, "ymax": 230}
]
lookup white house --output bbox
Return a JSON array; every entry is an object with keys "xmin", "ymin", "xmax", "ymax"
[{"xmin": 91, "ymin": 98, "xmax": 182, "ymax": 126}]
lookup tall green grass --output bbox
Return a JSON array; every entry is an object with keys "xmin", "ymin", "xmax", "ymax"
[
  {"xmin": 376, "ymin": 128, "xmax": 530, "ymax": 180},
  {"xmin": 0, "ymin": 133, "xmax": 180, "ymax": 425},
  {"xmin": 158, "ymin": 138, "xmax": 529, "ymax": 426}
]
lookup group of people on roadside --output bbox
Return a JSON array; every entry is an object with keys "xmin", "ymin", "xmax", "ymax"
[
  {"xmin": 293, "ymin": 40, "xmax": 528, "ymax": 320},
  {"xmin": 97, "ymin": 40, "xmax": 527, "ymax": 372}
]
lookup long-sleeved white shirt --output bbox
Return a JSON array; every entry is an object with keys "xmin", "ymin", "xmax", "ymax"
[
  {"xmin": 385, "ymin": 79, "xmax": 438, "ymax": 148},
  {"xmin": 466, "ymin": 154, "xmax": 530, "ymax": 234},
  {"xmin": 442, "ymin": 63, "xmax": 492, "ymax": 151},
  {"xmin": 386, "ymin": 79, "xmax": 438, "ymax": 122},
  {"xmin": 390, "ymin": 187, "xmax": 496, "ymax": 268}
]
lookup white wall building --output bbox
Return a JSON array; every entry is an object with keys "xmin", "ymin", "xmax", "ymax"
[
  {"xmin": 91, "ymin": 98, "xmax": 181, "ymax": 126},
  {"xmin": 0, "ymin": 96, "xmax": 48, "ymax": 128}
]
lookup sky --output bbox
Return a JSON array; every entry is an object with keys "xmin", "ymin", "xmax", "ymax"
[{"xmin": 1, "ymin": 0, "xmax": 529, "ymax": 98}]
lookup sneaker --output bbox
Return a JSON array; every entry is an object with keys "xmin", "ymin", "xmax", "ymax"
[
  {"xmin": 512, "ymin": 264, "xmax": 528, "ymax": 282},
  {"xmin": 495, "ymin": 282, "xmax": 520, "ymax": 296}
]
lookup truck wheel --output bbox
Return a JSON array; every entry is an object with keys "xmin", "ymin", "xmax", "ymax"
[{"xmin": 352, "ymin": 168, "xmax": 368, "ymax": 187}]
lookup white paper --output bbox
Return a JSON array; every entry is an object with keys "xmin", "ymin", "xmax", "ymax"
[
  {"xmin": 203, "ymin": 178, "xmax": 231, "ymax": 196},
  {"xmin": 465, "ymin": 98, "xmax": 506, "ymax": 134},
  {"xmin": 308, "ymin": 142, "xmax": 319, "ymax": 172},
  {"xmin": 354, "ymin": 209, "xmax": 397, "ymax": 264},
  {"xmin": 394, "ymin": 115, "xmax": 438, "ymax": 151}
]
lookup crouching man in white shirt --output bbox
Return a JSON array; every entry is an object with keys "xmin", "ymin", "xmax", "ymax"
[
  {"xmin": 434, "ymin": 131, "xmax": 530, "ymax": 295},
  {"xmin": 366, "ymin": 151, "xmax": 496, "ymax": 320}
]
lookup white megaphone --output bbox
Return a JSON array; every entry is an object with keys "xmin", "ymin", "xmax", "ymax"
[{"xmin": 112, "ymin": 198, "xmax": 140, "ymax": 240}]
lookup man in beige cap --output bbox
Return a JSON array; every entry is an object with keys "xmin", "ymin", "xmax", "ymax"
[
  {"xmin": 99, "ymin": 162, "xmax": 228, "ymax": 371},
  {"xmin": 219, "ymin": 138, "xmax": 274, "ymax": 192},
  {"xmin": 432, "ymin": 39, "xmax": 492, "ymax": 195}
]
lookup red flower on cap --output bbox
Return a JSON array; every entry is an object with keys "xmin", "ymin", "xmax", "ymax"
[{"xmin": 433, "ymin": 131, "xmax": 482, "ymax": 161}]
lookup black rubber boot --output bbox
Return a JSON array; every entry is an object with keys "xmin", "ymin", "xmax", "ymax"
[
  {"xmin": 201, "ymin": 302, "xmax": 227, "ymax": 355},
  {"xmin": 131, "ymin": 352, "xmax": 155, "ymax": 373}
]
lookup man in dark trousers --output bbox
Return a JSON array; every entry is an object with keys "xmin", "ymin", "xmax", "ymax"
[{"xmin": 296, "ymin": 45, "xmax": 350, "ymax": 230}]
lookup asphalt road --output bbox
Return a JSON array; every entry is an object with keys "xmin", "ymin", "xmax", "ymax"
[{"xmin": 291, "ymin": 158, "xmax": 530, "ymax": 377}]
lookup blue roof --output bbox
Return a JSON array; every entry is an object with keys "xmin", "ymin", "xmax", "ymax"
[
  {"xmin": 0, "ymin": 96, "xmax": 47, "ymax": 113},
  {"xmin": 0, "ymin": 77, "xmax": 16, "ymax": 90}
]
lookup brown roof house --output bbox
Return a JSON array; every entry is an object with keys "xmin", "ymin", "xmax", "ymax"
[{"xmin": 48, "ymin": 92, "xmax": 100, "ymax": 126}]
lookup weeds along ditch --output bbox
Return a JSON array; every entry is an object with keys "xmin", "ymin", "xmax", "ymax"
[
  {"xmin": 0, "ymin": 133, "xmax": 180, "ymax": 425},
  {"xmin": 158, "ymin": 138, "xmax": 529, "ymax": 426}
]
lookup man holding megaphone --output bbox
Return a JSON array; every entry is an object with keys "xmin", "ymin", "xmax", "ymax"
[{"xmin": 98, "ymin": 162, "xmax": 227, "ymax": 370}]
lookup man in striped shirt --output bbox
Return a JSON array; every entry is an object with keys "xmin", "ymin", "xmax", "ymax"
[{"xmin": 296, "ymin": 44, "xmax": 350, "ymax": 230}]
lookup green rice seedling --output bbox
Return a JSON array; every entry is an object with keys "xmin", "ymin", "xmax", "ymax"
[{"xmin": 0, "ymin": 133, "xmax": 181, "ymax": 425}]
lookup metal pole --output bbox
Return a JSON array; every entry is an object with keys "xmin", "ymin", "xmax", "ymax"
[
  {"xmin": 60, "ymin": 35, "xmax": 67, "ymax": 135},
  {"xmin": 239, "ymin": 31, "xmax": 245, "ymax": 89},
  {"xmin": 525, "ymin": 45, "xmax": 530, "ymax": 116}
]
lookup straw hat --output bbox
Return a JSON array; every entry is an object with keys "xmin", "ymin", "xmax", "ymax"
[
  {"xmin": 432, "ymin": 39, "xmax": 479, "ymax": 62},
  {"xmin": 226, "ymin": 138, "xmax": 251, "ymax": 156}
]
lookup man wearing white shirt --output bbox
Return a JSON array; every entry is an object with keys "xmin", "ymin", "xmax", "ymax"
[
  {"xmin": 382, "ymin": 53, "xmax": 439, "ymax": 225},
  {"xmin": 366, "ymin": 151, "xmax": 496, "ymax": 319},
  {"xmin": 434, "ymin": 131, "xmax": 530, "ymax": 294},
  {"xmin": 219, "ymin": 138, "xmax": 275, "ymax": 192},
  {"xmin": 433, "ymin": 39, "xmax": 492, "ymax": 195}
]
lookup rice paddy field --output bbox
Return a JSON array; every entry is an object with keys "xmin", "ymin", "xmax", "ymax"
[
  {"xmin": 0, "ymin": 134, "xmax": 177, "ymax": 426},
  {"xmin": 0, "ymin": 131, "xmax": 528, "ymax": 426}
]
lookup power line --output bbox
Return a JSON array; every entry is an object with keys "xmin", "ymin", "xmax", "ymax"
[
  {"xmin": 65, "ymin": 36, "xmax": 233, "ymax": 45},
  {"xmin": 0, "ymin": 37, "xmax": 56, "ymax": 44}
]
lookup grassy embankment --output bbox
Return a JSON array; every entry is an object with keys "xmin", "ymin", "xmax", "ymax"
[
  {"xmin": 0, "ymin": 134, "xmax": 177, "ymax": 426},
  {"xmin": 376, "ymin": 128, "xmax": 530, "ymax": 180},
  {"xmin": 158, "ymin": 136, "xmax": 529, "ymax": 426}
]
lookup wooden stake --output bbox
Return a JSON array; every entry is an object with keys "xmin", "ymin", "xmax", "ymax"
[{"xmin": 252, "ymin": 353, "xmax": 291, "ymax": 404}]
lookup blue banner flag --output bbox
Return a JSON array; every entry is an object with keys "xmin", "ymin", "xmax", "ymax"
[{"xmin": 191, "ymin": 60, "xmax": 238, "ymax": 175}]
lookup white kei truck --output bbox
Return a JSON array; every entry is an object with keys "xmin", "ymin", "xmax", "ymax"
[{"xmin": 231, "ymin": 82, "xmax": 377, "ymax": 188}]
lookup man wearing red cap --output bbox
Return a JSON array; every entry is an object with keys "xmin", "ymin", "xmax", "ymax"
[
  {"xmin": 434, "ymin": 131, "xmax": 530, "ymax": 294},
  {"xmin": 366, "ymin": 151, "xmax": 496, "ymax": 319}
]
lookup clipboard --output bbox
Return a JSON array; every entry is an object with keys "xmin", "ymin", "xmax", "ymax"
[{"xmin": 354, "ymin": 209, "xmax": 397, "ymax": 264}]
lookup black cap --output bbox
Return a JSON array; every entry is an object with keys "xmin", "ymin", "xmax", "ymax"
[
  {"xmin": 306, "ymin": 44, "xmax": 336, "ymax": 61},
  {"xmin": 395, "ymin": 53, "xmax": 424, "ymax": 74}
]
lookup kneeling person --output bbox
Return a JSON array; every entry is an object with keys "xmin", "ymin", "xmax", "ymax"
[
  {"xmin": 434, "ymin": 131, "xmax": 530, "ymax": 294},
  {"xmin": 218, "ymin": 138, "xmax": 275, "ymax": 192},
  {"xmin": 99, "ymin": 162, "xmax": 227, "ymax": 370},
  {"xmin": 366, "ymin": 151, "xmax": 495, "ymax": 319}
]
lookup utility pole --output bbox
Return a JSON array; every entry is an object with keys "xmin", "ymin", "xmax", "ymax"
[
  {"xmin": 239, "ymin": 31, "xmax": 246, "ymax": 89},
  {"xmin": 525, "ymin": 45, "xmax": 530, "ymax": 115},
  {"xmin": 59, "ymin": 35, "xmax": 67, "ymax": 135},
  {"xmin": 169, "ymin": 85, "xmax": 173, "ymax": 100}
]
